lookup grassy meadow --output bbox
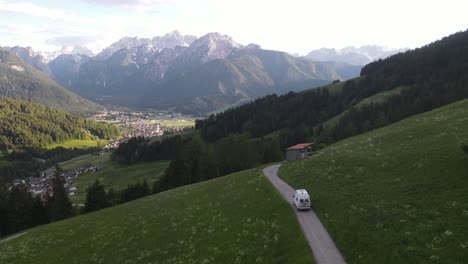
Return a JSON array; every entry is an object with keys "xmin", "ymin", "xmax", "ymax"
[
  {"xmin": 280, "ymin": 99, "xmax": 468, "ymax": 263},
  {"xmin": 70, "ymin": 159, "xmax": 169, "ymax": 203},
  {"xmin": 50, "ymin": 152, "xmax": 112, "ymax": 171},
  {"xmin": 44, "ymin": 152, "xmax": 169, "ymax": 203},
  {"xmin": 0, "ymin": 169, "xmax": 313, "ymax": 264},
  {"xmin": 47, "ymin": 139, "xmax": 109, "ymax": 149}
]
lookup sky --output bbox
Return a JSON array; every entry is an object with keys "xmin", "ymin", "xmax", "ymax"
[{"xmin": 0, "ymin": 0, "xmax": 467, "ymax": 55}]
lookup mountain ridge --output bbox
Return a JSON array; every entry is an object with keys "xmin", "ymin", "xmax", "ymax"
[
  {"xmin": 46, "ymin": 32, "xmax": 361, "ymax": 114},
  {"xmin": 305, "ymin": 45, "xmax": 409, "ymax": 65},
  {"xmin": 0, "ymin": 47, "xmax": 101, "ymax": 115}
]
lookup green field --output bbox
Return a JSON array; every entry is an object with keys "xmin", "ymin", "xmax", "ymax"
[
  {"xmin": 280, "ymin": 99, "xmax": 468, "ymax": 263},
  {"xmin": 51, "ymin": 152, "xmax": 112, "ymax": 171},
  {"xmin": 47, "ymin": 139, "xmax": 109, "ymax": 150},
  {"xmin": 158, "ymin": 120, "xmax": 195, "ymax": 127},
  {"xmin": 70, "ymin": 159, "xmax": 169, "ymax": 203},
  {"xmin": 45, "ymin": 152, "xmax": 169, "ymax": 203},
  {"xmin": 0, "ymin": 169, "xmax": 313, "ymax": 264}
]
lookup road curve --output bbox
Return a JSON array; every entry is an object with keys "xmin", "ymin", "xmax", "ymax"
[{"xmin": 263, "ymin": 164, "xmax": 347, "ymax": 264}]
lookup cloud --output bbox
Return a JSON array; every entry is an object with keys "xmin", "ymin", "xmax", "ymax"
[
  {"xmin": 0, "ymin": 1, "xmax": 87, "ymax": 23},
  {"xmin": 46, "ymin": 36, "xmax": 96, "ymax": 47},
  {"xmin": 82, "ymin": 0, "xmax": 177, "ymax": 10}
]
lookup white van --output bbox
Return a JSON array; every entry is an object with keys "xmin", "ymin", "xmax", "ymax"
[{"xmin": 293, "ymin": 189, "xmax": 311, "ymax": 210}]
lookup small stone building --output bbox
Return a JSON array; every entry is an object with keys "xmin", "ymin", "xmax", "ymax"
[{"xmin": 286, "ymin": 143, "xmax": 313, "ymax": 160}]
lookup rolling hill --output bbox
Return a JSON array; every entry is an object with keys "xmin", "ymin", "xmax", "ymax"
[
  {"xmin": 280, "ymin": 98, "xmax": 468, "ymax": 263},
  {"xmin": 0, "ymin": 168, "xmax": 313, "ymax": 264},
  {"xmin": 0, "ymin": 48, "xmax": 100, "ymax": 115}
]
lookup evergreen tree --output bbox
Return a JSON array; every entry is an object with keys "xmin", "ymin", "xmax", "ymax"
[
  {"xmin": 0, "ymin": 183, "xmax": 9, "ymax": 237},
  {"xmin": 31, "ymin": 197, "xmax": 49, "ymax": 226},
  {"xmin": 48, "ymin": 166, "xmax": 73, "ymax": 221},
  {"xmin": 6, "ymin": 185, "xmax": 33, "ymax": 233},
  {"xmin": 106, "ymin": 188, "xmax": 118, "ymax": 206},
  {"xmin": 140, "ymin": 180, "xmax": 151, "ymax": 197},
  {"xmin": 84, "ymin": 180, "xmax": 109, "ymax": 213}
]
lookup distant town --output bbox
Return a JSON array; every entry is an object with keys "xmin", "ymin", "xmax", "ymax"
[{"xmin": 92, "ymin": 110, "xmax": 196, "ymax": 138}]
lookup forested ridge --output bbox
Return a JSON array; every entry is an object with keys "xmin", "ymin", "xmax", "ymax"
[
  {"xmin": 196, "ymin": 29, "xmax": 468, "ymax": 144},
  {"xmin": 0, "ymin": 97, "xmax": 120, "ymax": 151}
]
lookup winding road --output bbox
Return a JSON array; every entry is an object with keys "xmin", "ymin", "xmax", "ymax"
[{"xmin": 263, "ymin": 164, "xmax": 347, "ymax": 264}]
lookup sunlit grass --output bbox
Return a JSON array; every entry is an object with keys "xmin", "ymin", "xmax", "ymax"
[
  {"xmin": 47, "ymin": 139, "xmax": 109, "ymax": 150},
  {"xmin": 0, "ymin": 169, "xmax": 314, "ymax": 264},
  {"xmin": 281, "ymin": 99, "xmax": 468, "ymax": 263}
]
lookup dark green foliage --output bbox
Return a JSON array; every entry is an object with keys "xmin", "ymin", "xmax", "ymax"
[
  {"xmin": 0, "ymin": 48, "xmax": 100, "ymax": 115},
  {"xmin": 47, "ymin": 166, "xmax": 73, "ymax": 221},
  {"xmin": 0, "ymin": 97, "xmax": 120, "ymax": 152},
  {"xmin": 196, "ymin": 29, "xmax": 468, "ymax": 147},
  {"xmin": 214, "ymin": 134, "xmax": 258, "ymax": 175},
  {"xmin": 0, "ymin": 183, "xmax": 50, "ymax": 238},
  {"xmin": 112, "ymin": 136, "xmax": 182, "ymax": 164},
  {"xmin": 30, "ymin": 197, "xmax": 49, "ymax": 226},
  {"xmin": 114, "ymin": 132, "xmax": 284, "ymax": 195},
  {"xmin": 84, "ymin": 180, "xmax": 109, "ymax": 213},
  {"xmin": 117, "ymin": 181, "xmax": 152, "ymax": 204},
  {"xmin": 461, "ymin": 143, "xmax": 468, "ymax": 155},
  {"xmin": 106, "ymin": 188, "xmax": 118, "ymax": 206},
  {"xmin": 5, "ymin": 185, "xmax": 33, "ymax": 233}
]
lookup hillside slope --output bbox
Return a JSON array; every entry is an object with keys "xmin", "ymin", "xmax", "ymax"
[
  {"xmin": 0, "ymin": 97, "xmax": 119, "ymax": 151},
  {"xmin": 0, "ymin": 48, "xmax": 100, "ymax": 115},
  {"xmin": 0, "ymin": 169, "xmax": 313, "ymax": 264},
  {"xmin": 280, "ymin": 99, "xmax": 468, "ymax": 263}
]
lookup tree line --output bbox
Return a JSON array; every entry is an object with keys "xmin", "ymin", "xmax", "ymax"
[
  {"xmin": 0, "ymin": 166, "xmax": 72, "ymax": 238},
  {"xmin": 112, "ymin": 134, "xmax": 283, "ymax": 193}
]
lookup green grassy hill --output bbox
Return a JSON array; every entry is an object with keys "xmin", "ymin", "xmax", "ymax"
[
  {"xmin": 46, "ymin": 153, "xmax": 170, "ymax": 203},
  {"xmin": 280, "ymin": 99, "xmax": 468, "ymax": 263},
  {"xmin": 0, "ymin": 169, "xmax": 313, "ymax": 264}
]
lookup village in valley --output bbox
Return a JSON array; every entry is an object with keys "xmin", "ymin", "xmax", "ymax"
[
  {"xmin": 13, "ymin": 163, "xmax": 99, "ymax": 201},
  {"xmin": 10, "ymin": 110, "xmax": 196, "ymax": 201},
  {"xmin": 91, "ymin": 110, "xmax": 196, "ymax": 138}
]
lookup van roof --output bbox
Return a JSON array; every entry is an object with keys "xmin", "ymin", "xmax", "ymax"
[{"xmin": 295, "ymin": 189, "xmax": 309, "ymax": 195}]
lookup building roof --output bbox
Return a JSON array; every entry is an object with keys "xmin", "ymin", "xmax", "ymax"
[{"xmin": 287, "ymin": 143, "xmax": 313, "ymax": 150}]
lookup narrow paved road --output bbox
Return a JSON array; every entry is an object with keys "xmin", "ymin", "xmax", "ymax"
[{"xmin": 263, "ymin": 164, "xmax": 347, "ymax": 264}]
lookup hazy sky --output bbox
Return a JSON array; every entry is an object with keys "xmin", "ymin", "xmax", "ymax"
[{"xmin": 0, "ymin": 0, "xmax": 467, "ymax": 55}]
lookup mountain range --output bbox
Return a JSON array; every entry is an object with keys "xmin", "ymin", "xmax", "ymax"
[
  {"xmin": 3, "ymin": 31, "xmax": 406, "ymax": 115},
  {"xmin": 305, "ymin": 45, "xmax": 409, "ymax": 65},
  {"xmin": 44, "ymin": 31, "xmax": 361, "ymax": 114}
]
